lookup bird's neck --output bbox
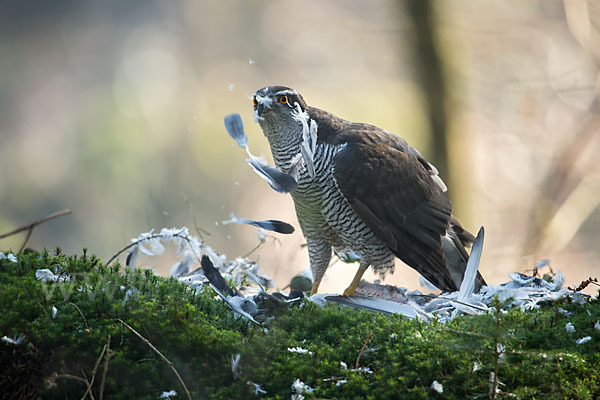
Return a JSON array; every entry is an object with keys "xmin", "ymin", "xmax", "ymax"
[{"xmin": 260, "ymin": 119, "xmax": 303, "ymax": 173}]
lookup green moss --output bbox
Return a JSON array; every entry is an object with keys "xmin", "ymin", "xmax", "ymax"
[{"xmin": 1, "ymin": 250, "xmax": 599, "ymax": 399}]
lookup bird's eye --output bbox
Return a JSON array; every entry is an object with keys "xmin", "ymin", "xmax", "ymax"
[
  {"xmin": 279, "ymin": 95, "xmax": 288, "ymax": 104},
  {"xmin": 252, "ymin": 96, "xmax": 257, "ymax": 106}
]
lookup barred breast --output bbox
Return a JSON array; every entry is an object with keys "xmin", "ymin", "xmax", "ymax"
[{"xmin": 289, "ymin": 143, "xmax": 395, "ymax": 277}]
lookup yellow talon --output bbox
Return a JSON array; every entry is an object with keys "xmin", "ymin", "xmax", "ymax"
[
  {"xmin": 310, "ymin": 282, "xmax": 320, "ymax": 296},
  {"xmin": 343, "ymin": 265, "xmax": 368, "ymax": 296}
]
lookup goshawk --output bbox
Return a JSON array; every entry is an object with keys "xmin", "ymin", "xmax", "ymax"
[{"xmin": 252, "ymin": 85, "xmax": 486, "ymax": 295}]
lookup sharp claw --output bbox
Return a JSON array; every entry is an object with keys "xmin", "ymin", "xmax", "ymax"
[{"xmin": 310, "ymin": 282, "xmax": 320, "ymax": 296}]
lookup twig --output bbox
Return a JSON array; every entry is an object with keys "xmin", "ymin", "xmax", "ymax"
[
  {"xmin": 118, "ymin": 318, "xmax": 192, "ymax": 400},
  {"xmin": 0, "ymin": 209, "xmax": 72, "ymax": 252},
  {"xmin": 242, "ymin": 235, "xmax": 280, "ymax": 259},
  {"xmin": 183, "ymin": 193, "xmax": 211, "ymax": 241},
  {"xmin": 54, "ymin": 373, "xmax": 89, "ymax": 385},
  {"xmin": 568, "ymin": 277, "xmax": 600, "ymax": 292},
  {"xmin": 79, "ymin": 369, "xmax": 95, "ymax": 400},
  {"xmin": 69, "ymin": 302, "xmax": 89, "ymax": 332},
  {"xmin": 19, "ymin": 281, "xmax": 48, "ymax": 316},
  {"xmin": 99, "ymin": 335, "xmax": 111, "ymax": 400},
  {"xmin": 81, "ymin": 343, "xmax": 107, "ymax": 400},
  {"xmin": 355, "ymin": 332, "xmax": 373, "ymax": 369},
  {"xmin": 242, "ymin": 241, "xmax": 264, "ymax": 259},
  {"xmin": 490, "ymin": 301, "xmax": 502, "ymax": 400},
  {"xmin": 104, "ymin": 236, "xmax": 159, "ymax": 267}
]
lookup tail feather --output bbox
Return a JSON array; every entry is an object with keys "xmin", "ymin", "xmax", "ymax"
[{"xmin": 443, "ymin": 220, "xmax": 487, "ymax": 292}]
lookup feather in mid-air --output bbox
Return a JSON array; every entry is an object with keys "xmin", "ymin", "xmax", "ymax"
[
  {"xmin": 247, "ymin": 85, "xmax": 486, "ymax": 296},
  {"xmin": 222, "ymin": 213, "xmax": 294, "ymax": 234},
  {"xmin": 224, "ymin": 113, "xmax": 297, "ymax": 193}
]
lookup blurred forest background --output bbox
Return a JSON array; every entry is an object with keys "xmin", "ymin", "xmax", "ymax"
[{"xmin": 1, "ymin": 0, "xmax": 599, "ymax": 293}]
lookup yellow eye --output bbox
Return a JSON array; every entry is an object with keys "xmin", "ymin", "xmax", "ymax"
[
  {"xmin": 279, "ymin": 95, "xmax": 288, "ymax": 104},
  {"xmin": 252, "ymin": 96, "xmax": 257, "ymax": 106}
]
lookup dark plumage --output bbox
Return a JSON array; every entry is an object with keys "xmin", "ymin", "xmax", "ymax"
[{"xmin": 252, "ymin": 85, "xmax": 486, "ymax": 294}]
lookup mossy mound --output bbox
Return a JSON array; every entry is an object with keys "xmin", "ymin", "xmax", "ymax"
[{"xmin": 1, "ymin": 250, "xmax": 599, "ymax": 399}]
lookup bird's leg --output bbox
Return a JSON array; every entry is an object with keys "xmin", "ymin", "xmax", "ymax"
[
  {"xmin": 310, "ymin": 281, "xmax": 320, "ymax": 297},
  {"xmin": 307, "ymin": 239, "xmax": 332, "ymax": 296},
  {"xmin": 343, "ymin": 261, "xmax": 369, "ymax": 295}
]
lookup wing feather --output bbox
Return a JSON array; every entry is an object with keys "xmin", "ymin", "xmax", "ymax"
[{"xmin": 331, "ymin": 132, "xmax": 458, "ymax": 292}]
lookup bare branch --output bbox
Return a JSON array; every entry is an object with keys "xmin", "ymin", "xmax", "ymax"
[
  {"xmin": 80, "ymin": 343, "xmax": 107, "ymax": 400},
  {"xmin": 118, "ymin": 318, "xmax": 192, "ymax": 400},
  {"xmin": 0, "ymin": 209, "xmax": 72, "ymax": 252},
  {"xmin": 99, "ymin": 335, "xmax": 112, "ymax": 400},
  {"xmin": 69, "ymin": 302, "xmax": 89, "ymax": 332},
  {"xmin": 355, "ymin": 332, "xmax": 373, "ymax": 369}
]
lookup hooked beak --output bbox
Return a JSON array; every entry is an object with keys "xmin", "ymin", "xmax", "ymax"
[{"xmin": 256, "ymin": 103, "xmax": 265, "ymax": 116}]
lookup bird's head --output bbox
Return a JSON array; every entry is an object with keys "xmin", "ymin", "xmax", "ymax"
[{"xmin": 252, "ymin": 86, "xmax": 308, "ymax": 133}]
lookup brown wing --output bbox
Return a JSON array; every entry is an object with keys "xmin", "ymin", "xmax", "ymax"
[{"xmin": 328, "ymin": 126, "xmax": 458, "ymax": 292}]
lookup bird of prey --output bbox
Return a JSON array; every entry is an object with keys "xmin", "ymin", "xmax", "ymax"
[{"xmin": 251, "ymin": 85, "xmax": 486, "ymax": 295}]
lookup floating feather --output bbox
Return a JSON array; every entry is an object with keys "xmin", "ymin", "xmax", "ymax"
[
  {"xmin": 248, "ymin": 155, "xmax": 297, "ymax": 193},
  {"xmin": 222, "ymin": 213, "xmax": 294, "ymax": 234},
  {"xmin": 224, "ymin": 113, "xmax": 248, "ymax": 149}
]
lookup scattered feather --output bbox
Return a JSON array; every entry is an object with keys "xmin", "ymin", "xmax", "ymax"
[
  {"xmin": 224, "ymin": 113, "xmax": 248, "ymax": 149},
  {"xmin": 0, "ymin": 252, "xmax": 17, "ymax": 263},
  {"xmin": 497, "ymin": 343, "xmax": 506, "ymax": 360},
  {"xmin": 419, "ymin": 275, "xmax": 439, "ymax": 291},
  {"xmin": 292, "ymin": 379, "xmax": 314, "ymax": 394},
  {"xmin": 138, "ymin": 243, "xmax": 155, "ymax": 256},
  {"xmin": 222, "ymin": 213, "xmax": 294, "ymax": 234},
  {"xmin": 576, "ymin": 336, "xmax": 592, "ymax": 345},
  {"xmin": 430, "ymin": 380, "xmax": 443, "ymax": 394},
  {"xmin": 2, "ymin": 334, "xmax": 25, "ymax": 346},
  {"xmin": 36, "ymin": 269, "xmax": 58, "ymax": 283},
  {"xmin": 334, "ymin": 248, "xmax": 361, "ymax": 263},
  {"xmin": 231, "ymin": 354, "xmax": 242, "ymax": 379},
  {"xmin": 126, "ymin": 245, "xmax": 139, "ymax": 269},
  {"xmin": 288, "ymin": 347, "xmax": 313, "ymax": 355},
  {"xmin": 565, "ymin": 322, "xmax": 575, "ymax": 333},
  {"xmin": 508, "ymin": 272, "xmax": 537, "ymax": 285},
  {"xmin": 489, "ymin": 372, "xmax": 503, "ymax": 396},
  {"xmin": 247, "ymin": 155, "xmax": 297, "ymax": 193},
  {"xmin": 201, "ymin": 255, "xmax": 238, "ymax": 297},
  {"xmin": 169, "ymin": 261, "xmax": 187, "ymax": 278},
  {"xmin": 325, "ymin": 295, "xmax": 429, "ymax": 320},
  {"xmin": 159, "ymin": 390, "xmax": 177, "ymax": 398},
  {"xmin": 228, "ymin": 83, "xmax": 235, "ymax": 91},
  {"xmin": 209, "ymin": 283, "xmax": 258, "ymax": 324},
  {"xmin": 351, "ymin": 366, "xmax": 373, "ymax": 374},
  {"xmin": 247, "ymin": 381, "xmax": 267, "ymax": 395},
  {"xmin": 249, "ymin": 58, "xmax": 255, "ymax": 64},
  {"xmin": 457, "ymin": 227, "xmax": 484, "ymax": 302},
  {"xmin": 557, "ymin": 308, "xmax": 574, "ymax": 316},
  {"xmin": 229, "ymin": 296, "xmax": 258, "ymax": 315},
  {"xmin": 148, "ymin": 238, "xmax": 165, "ymax": 255}
]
